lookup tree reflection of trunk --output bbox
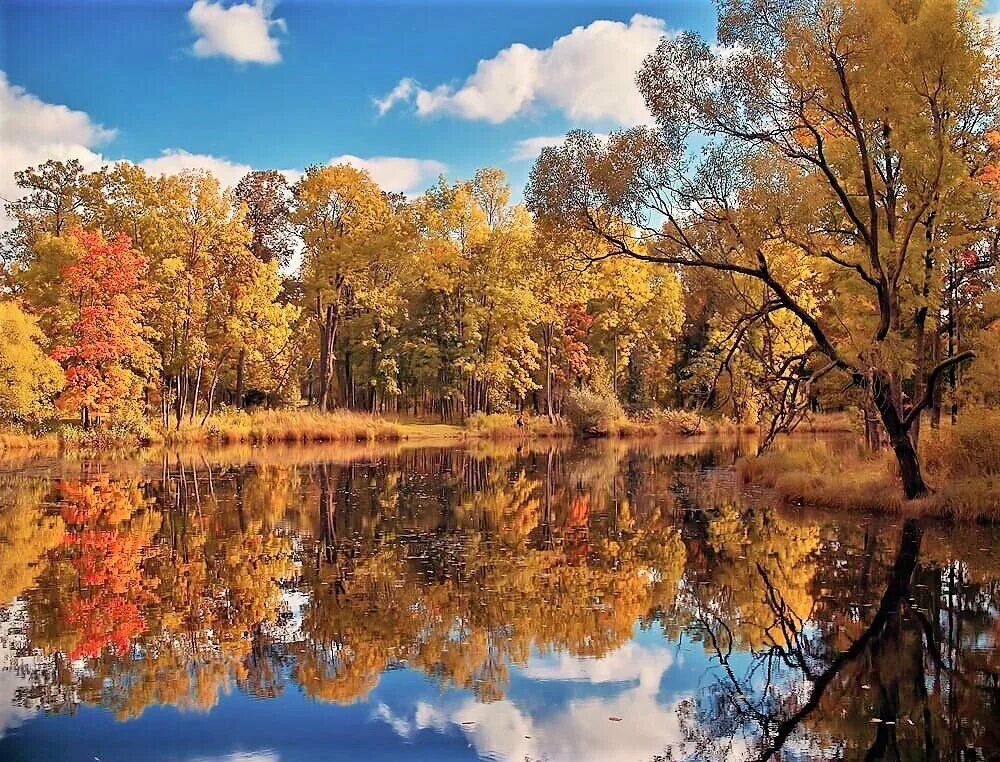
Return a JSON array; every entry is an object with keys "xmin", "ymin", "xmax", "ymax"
[
  {"xmin": 758, "ymin": 519, "xmax": 923, "ymax": 761},
  {"xmin": 319, "ymin": 463, "xmax": 337, "ymax": 567},
  {"xmin": 317, "ymin": 462, "xmax": 347, "ymax": 597}
]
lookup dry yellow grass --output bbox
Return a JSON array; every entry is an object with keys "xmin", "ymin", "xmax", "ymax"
[
  {"xmin": 0, "ymin": 429, "xmax": 59, "ymax": 451},
  {"xmin": 738, "ymin": 409, "xmax": 1000, "ymax": 522},
  {"xmin": 463, "ymin": 412, "xmax": 571, "ymax": 438},
  {"xmin": 158, "ymin": 409, "xmax": 406, "ymax": 445}
]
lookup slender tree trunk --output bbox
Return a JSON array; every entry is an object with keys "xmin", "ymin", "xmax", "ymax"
[
  {"xmin": 544, "ymin": 324, "xmax": 554, "ymax": 423},
  {"xmin": 175, "ymin": 372, "xmax": 185, "ymax": 430},
  {"xmin": 200, "ymin": 352, "xmax": 229, "ymax": 425},
  {"xmin": 912, "ymin": 207, "xmax": 937, "ymax": 448},
  {"xmin": 189, "ymin": 358, "xmax": 204, "ymax": 424},
  {"xmin": 318, "ymin": 300, "xmax": 340, "ymax": 412},
  {"xmin": 612, "ymin": 329, "xmax": 619, "ymax": 398},
  {"xmin": 235, "ymin": 349, "xmax": 246, "ymax": 409},
  {"xmin": 930, "ymin": 326, "xmax": 942, "ymax": 429}
]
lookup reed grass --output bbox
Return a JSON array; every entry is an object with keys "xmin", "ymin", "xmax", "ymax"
[
  {"xmin": 159, "ymin": 409, "xmax": 406, "ymax": 444},
  {"xmin": 738, "ymin": 408, "xmax": 1000, "ymax": 522}
]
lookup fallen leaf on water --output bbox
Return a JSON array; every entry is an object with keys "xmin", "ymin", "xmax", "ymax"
[{"xmin": 609, "ymin": 717, "xmax": 623, "ymax": 722}]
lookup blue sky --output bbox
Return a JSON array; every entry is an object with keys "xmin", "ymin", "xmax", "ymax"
[
  {"xmin": 6, "ymin": 0, "xmax": 998, "ymax": 210},
  {"xmin": 0, "ymin": 0, "xmax": 720, "ymax": 206}
]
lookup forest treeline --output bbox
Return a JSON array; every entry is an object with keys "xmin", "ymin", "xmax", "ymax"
[
  {"xmin": 0, "ymin": 161, "xmax": 686, "ymax": 430},
  {"xmin": 2, "ymin": 0, "xmax": 1000, "ymax": 500}
]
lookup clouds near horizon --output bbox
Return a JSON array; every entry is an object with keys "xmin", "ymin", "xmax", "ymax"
[{"xmin": 1, "ymin": 74, "xmax": 447, "ymax": 231}]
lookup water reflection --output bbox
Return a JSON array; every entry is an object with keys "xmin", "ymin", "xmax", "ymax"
[{"xmin": 0, "ymin": 438, "xmax": 996, "ymax": 761}]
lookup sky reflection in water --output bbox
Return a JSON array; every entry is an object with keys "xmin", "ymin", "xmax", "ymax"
[{"xmin": 0, "ymin": 438, "xmax": 997, "ymax": 761}]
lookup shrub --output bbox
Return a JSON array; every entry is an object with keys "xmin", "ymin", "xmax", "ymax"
[{"xmin": 565, "ymin": 389, "xmax": 624, "ymax": 436}]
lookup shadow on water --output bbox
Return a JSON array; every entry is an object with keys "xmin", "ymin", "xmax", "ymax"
[{"xmin": 0, "ymin": 436, "xmax": 996, "ymax": 761}]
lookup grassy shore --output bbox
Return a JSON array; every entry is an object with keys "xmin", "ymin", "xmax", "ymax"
[
  {"xmin": 738, "ymin": 409, "xmax": 1000, "ymax": 522},
  {"xmin": 0, "ymin": 407, "xmax": 858, "ymax": 452}
]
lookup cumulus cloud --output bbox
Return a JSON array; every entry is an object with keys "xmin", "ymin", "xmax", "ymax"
[
  {"xmin": 510, "ymin": 132, "xmax": 609, "ymax": 161},
  {"xmin": 374, "ymin": 641, "xmax": 696, "ymax": 762},
  {"xmin": 378, "ymin": 15, "xmax": 672, "ymax": 126},
  {"xmin": 0, "ymin": 72, "xmax": 112, "ymax": 229},
  {"xmin": 326, "ymin": 154, "xmax": 446, "ymax": 195},
  {"xmin": 1, "ymin": 75, "xmax": 445, "ymax": 240},
  {"xmin": 139, "ymin": 149, "xmax": 258, "ymax": 189},
  {"xmin": 188, "ymin": 0, "xmax": 285, "ymax": 64},
  {"xmin": 136, "ymin": 152, "xmax": 444, "ymax": 196}
]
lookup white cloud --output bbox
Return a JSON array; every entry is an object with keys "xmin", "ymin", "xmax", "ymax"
[
  {"xmin": 191, "ymin": 753, "xmax": 280, "ymax": 762},
  {"xmin": 188, "ymin": 0, "xmax": 285, "ymax": 64},
  {"xmin": 378, "ymin": 14, "xmax": 672, "ymax": 126},
  {"xmin": 510, "ymin": 133, "xmax": 609, "ymax": 161},
  {"xmin": 0, "ymin": 72, "xmax": 112, "ymax": 229},
  {"xmin": 326, "ymin": 155, "xmax": 446, "ymax": 195},
  {"xmin": 1, "ymin": 76, "xmax": 445, "ymax": 243},
  {"xmin": 521, "ymin": 641, "xmax": 672, "ymax": 684},
  {"xmin": 0, "ymin": 602, "xmax": 39, "ymax": 739},
  {"xmin": 136, "ymin": 152, "xmax": 445, "ymax": 197},
  {"xmin": 374, "ymin": 78, "xmax": 416, "ymax": 117},
  {"xmin": 0, "ymin": 73, "xmax": 115, "ymax": 150},
  {"xmin": 374, "ymin": 640, "xmax": 700, "ymax": 762},
  {"xmin": 139, "ymin": 149, "xmax": 257, "ymax": 190}
]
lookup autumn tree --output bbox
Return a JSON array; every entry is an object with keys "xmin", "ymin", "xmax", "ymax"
[
  {"xmin": 528, "ymin": 0, "xmax": 999, "ymax": 497},
  {"xmin": 293, "ymin": 164, "xmax": 405, "ymax": 410},
  {"xmin": 0, "ymin": 300, "xmax": 64, "ymax": 423},
  {"xmin": 50, "ymin": 227, "xmax": 158, "ymax": 428}
]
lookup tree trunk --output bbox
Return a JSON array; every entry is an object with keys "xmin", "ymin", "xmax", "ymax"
[
  {"xmin": 870, "ymin": 377, "xmax": 929, "ymax": 499},
  {"xmin": 235, "ymin": 349, "xmax": 246, "ymax": 409},
  {"xmin": 189, "ymin": 359, "xmax": 204, "ymax": 424},
  {"xmin": 318, "ymin": 301, "xmax": 340, "ymax": 412},
  {"xmin": 544, "ymin": 325, "xmax": 554, "ymax": 423}
]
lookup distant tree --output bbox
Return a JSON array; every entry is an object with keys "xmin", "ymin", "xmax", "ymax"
[{"xmin": 235, "ymin": 169, "xmax": 296, "ymax": 267}]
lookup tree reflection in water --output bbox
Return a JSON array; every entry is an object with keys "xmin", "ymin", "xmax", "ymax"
[{"xmin": 0, "ymin": 439, "xmax": 996, "ymax": 760}]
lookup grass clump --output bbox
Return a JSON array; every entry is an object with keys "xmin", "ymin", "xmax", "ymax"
[
  {"xmin": 738, "ymin": 408, "xmax": 1000, "ymax": 521},
  {"xmin": 161, "ymin": 408, "xmax": 404, "ymax": 445},
  {"xmin": 0, "ymin": 425, "xmax": 59, "ymax": 451}
]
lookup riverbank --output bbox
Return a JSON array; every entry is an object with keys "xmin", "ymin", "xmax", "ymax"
[
  {"xmin": 738, "ymin": 410, "xmax": 1000, "ymax": 522},
  {"xmin": 0, "ymin": 407, "xmax": 855, "ymax": 452}
]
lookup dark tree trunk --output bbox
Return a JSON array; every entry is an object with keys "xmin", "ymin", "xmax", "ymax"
[
  {"xmin": 235, "ymin": 349, "xmax": 246, "ymax": 409},
  {"xmin": 871, "ymin": 376, "xmax": 929, "ymax": 499},
  {"xmin": 543, "ymin": 325, "xmax": 554, "ymax": 423}
]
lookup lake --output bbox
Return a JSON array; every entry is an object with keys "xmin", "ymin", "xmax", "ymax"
[{"xmin": 0, "ymin": 437, "xmax": 996, "ymax": 761}]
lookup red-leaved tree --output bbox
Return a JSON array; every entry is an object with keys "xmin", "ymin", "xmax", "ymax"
[{"xmin": 51, "ymin": 227, "xmax": 158, "ymax": 428}]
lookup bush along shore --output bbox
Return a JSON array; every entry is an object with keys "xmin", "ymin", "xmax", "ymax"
[{"xmin": 738, "ymin": 408, "xmax": 1000, "ymax": 522}]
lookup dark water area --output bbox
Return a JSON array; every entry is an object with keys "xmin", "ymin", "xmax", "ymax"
[{"xmin": 0, "ymin": 437, "xmax": 997, "ymax": 761}]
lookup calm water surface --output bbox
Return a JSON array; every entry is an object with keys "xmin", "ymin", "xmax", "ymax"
[{"xmin": 0, "ymin": 438, "xmax": 997, "ymax": 761}]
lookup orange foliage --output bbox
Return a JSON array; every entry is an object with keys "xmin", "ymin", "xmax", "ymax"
[{"xmin": 50, "ymin": 227, "xmax": 157, "ymax": 424}]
